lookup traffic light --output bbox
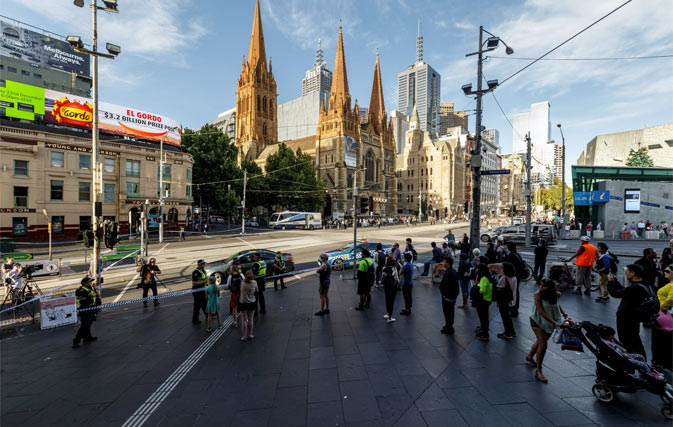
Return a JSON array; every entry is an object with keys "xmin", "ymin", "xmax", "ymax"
[
  {"xmin": 360, "ymin": 197, "xmax": 369, "ymax": 214},
  {"xmin": 464, "ymin": 202, "xmax": 469, "ymax": 214}
]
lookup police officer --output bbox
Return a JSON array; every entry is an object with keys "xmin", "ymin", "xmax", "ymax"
[
  {"xmin": 251, "ymin": 253, "xmax": 267, "ymax": 314},
  {"xmin": 191, "ymin": 259, "xmax": 208, "ymax": 324},
  {"xmin": 73, "ymin": 276, "xmax": 98, "ymax": 349},
  {"xmin": 273, "ymin": 251, "xmax": 286, "ymax": 290}
]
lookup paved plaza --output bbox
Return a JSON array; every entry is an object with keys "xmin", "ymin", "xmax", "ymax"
[{"xmin": 1, "ymin": 267, "xmax": 670, "ymax": 427}]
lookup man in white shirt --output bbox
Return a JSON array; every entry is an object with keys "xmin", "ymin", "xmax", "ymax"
[{"xmin": 637, "ymin": 220, "xmax": 645, "ymax": 237}]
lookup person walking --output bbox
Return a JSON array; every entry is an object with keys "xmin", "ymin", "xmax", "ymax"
[
  {"xmin": 473, "ymin": 263, "xmax": 494, "ymax": 341},
  {"xmin": 374, "ymin": 243, "xmax": 387, "ymax": 288},
  {"xmin": 179, "ymin": 226, "xmax": 186, "ymax": 240},
  {"xmin": 457, "ymin": 253, "xmax": 471, "ymax": 309},
  {"xmin": 315, "ymin": 253, "xmax": 331, "ymax": 316},
  {"xmin": 382, "ymin": 257, "xmax": 400, "ymax": 323},
  {"xmin": 73, "ymin": 276, "xmax": 99, "ymax": 349},
  {"xmin": 400, "ymin": 253, "xmax": 414, "ymax": 315},
  {"xmin": 137, "ymin": 258, "xmax": 161, "ymax": 308},
  {"xmin": 272, "ymin": 251, "xmax": 286, "ymax": 290},
  {"xmin": 527, "ymin": 278, "xmax": 568, "ymax": 383},
  {"xmin": 205, "ymin": 276, "xmax": 222, "ymax": 332},
  {"xmin": 239, "ymin": 271, "xmax": 257, "ymax": 341},
  {"xmin": 404, "ymin": 238, "xmax": 418, "ymax": 263},
  {"xmin": 496, "ymin": 262, "xmax": 517, "ymax": 339},
  {"xmin": 445, "ymin": 229, "xmax": 456, "ymax": 255},
  {"xmin": 191, "ymin": 259, "xmax": 208, "ymax": 324},
  {"xmin": 355, "ymin": 249, "xmax": 374, "ymax": 311},
  {"xmin": 227, "ymin": 266, "xmax": 244, "ymax": 328},
  {"xmin": 251, "ymin": 253, "xmax": 267, "ymax": 314},
  {"xmin": 422, "ymin": 242, "xmax": 443, "ymax": 276},
  {"xmin": 533, "ymin": 239, "xmax": 548, "ymax": 281},
  {"xmin": 439, "ymin": 256, "xmax": 459, "ymax": 335},
  {"xmin": 505, "ymin": 242, "xmax": 526, "ymax": 317},
  {"xmin": 594, "ymin": 243, "xmax": 614, "ymax": 303},
  {"xmin": 565, "ymin": 236, "xmax": 597, "ymax": 295},
  {"xmin": 607, "ymin": 264, "xmax": 651, "ymax": 358}
]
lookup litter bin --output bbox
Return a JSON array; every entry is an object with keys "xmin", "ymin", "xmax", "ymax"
[{"xmin": 0, "ymin": 238, "xmax": 15, "ymax": 254}]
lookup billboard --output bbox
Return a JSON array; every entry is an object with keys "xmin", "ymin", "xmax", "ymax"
[
  {"xmin": 0, "ymin": 19, "xmax": 90, "ymax": 76},
  {"xmin": 44, "ymin": 88, "xmax": 182, "ymax": 146},
  {"xmin": 0, "ymin": 80, "xmax": 45, "ymax": 120},
  {"xmin": 345, "ymin": 136, "xmax": 357, "ymax": 167},
  {"xmin": 624, "ymin": 189, "xmax": 640, "ymax": 213}
]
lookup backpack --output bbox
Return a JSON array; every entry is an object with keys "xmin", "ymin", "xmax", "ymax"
[
  {"xmin": 230, "ymin": 275, "xmax": 242, "ymax": 294},
  {"xmin": 381, "ymin": 267, "xmax": 396, "ymax": 288},
  {"xmin": 634, "ymin": 283, "xmax": 660, "ymax": 322},
  {"xmin": 376, "ymin": 251, "xmax": 386, "ymax": 267},
  {"xmin": 363, "ymin": 258, "xmax": 375, "ymax": 283},
  {"xmin": 607, "ymin": 251, "xmax": 619, "ymax": 274}
]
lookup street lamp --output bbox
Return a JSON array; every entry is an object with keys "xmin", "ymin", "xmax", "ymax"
[
  {"xmin": 462, "ymin": 26, "xmax": 513, "ymax": 249},
  {"xmin": 557, "ymin": 123, "xmax": 566, "ymax": 239},
  {"xmin": 69, "ymin": 0, "xmax": 121, "ymax": 284}
]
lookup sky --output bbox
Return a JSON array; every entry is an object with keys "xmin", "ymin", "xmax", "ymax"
[{"xmin": 4, "ymin": 0, "xmax": 673, "ymax": 176}]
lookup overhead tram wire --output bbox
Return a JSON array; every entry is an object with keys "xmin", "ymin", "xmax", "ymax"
[
  {"xmin": 490, "ymin": 54, "xmax": 673, "ymax": 61},
  {"xmin": 497, "ymin": 0, "xmax": 634, "ymax": 88}
]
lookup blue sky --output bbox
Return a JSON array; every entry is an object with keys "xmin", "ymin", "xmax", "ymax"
[{"xmin": 4, "ymin": 0, "xmax": 673, "ymax": 172}]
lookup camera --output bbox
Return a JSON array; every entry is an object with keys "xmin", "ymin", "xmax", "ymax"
[{"xmin": 20, "ymin": 265, "xmax": 36, "ymax": 278}]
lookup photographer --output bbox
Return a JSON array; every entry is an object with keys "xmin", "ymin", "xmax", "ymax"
[
  {"xmin": 2, "ymin": 257, "xmax": 15, "ymax": 284},
  {"xmin": 136, "ymin": 258, "xmax": 161, "ymax": 308},
  {"xmin": 7, "ymin": 264, "xmax": 24, "ymax": 291}
]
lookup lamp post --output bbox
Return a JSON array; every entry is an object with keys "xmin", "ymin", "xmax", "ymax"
[
  {"xmin": 462, "ymin": 27, "xmax": 513, "ymax": 249},
  {"xmin": 557, "ymin": 123, "xmax": 566, "ymax": 239},
  {"xmin": 68, "ymin": 0, "xmax": 120, "ymax": 281}
]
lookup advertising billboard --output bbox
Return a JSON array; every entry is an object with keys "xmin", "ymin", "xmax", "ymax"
[
  {"xmin": 624, "ymin": 189, "xmax": 640, "ymax": 213},
  {"xmin": 0, "ymin": 19, "xmax": 90, "ymax": 76},
  {"xmin": 44, "ymin": 89, "xmax": 182, "ymax": 146},
  {"xmin": 0, "ymin": 80, "xmax": 45, "ymax": 120},
  {"xmin": 345, "ymin": 136, "xmax": 357, "ymax": 167}
]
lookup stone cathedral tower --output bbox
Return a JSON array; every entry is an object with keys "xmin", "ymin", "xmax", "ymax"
[{"xmin": 235, "ymin": 0, "xmax": 278, "ymax": 164}]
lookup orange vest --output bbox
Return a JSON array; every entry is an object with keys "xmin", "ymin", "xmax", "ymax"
[{"xmin": 576, "ymin": 244, "xmax": 597, "ymax": 267}]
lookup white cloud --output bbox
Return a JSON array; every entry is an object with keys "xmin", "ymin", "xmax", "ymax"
[{"xmin": 454, "ymin": 21, "xmax": 475, "ymax": 31}]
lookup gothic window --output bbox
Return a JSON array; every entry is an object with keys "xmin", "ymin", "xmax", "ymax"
[
  {"xmin": 365, "ymin": 150, "xmax": 374, "ymax": 182},
  {"xmin": 263, "ymin": 122, "xmax": 267, "ymax": 136},
  {"xmin": 257, "ymin": 95, "xmax": 261, "ymax": 111},
  {"xmin": 330, "ymin": 154, "xmax": 334, "ymax": 163},
  {"xmin": 421, "ymin": 169, "xmax": 424, "ymax": 176},
  {"xmin": 430, "ymin": 168, "xmax": 433, "ymax": 175},
  {"xmin": 375, "ymin": 161, "xmax": 379, "ymax": 182},
  {"xmin": 263, "ymin": 97, "xmax": 267, "ymax": 112},
  {"xmin": 431, "ymin": 156, "xmax": 433, "ymax": 161},
  {"xmin": 269, "ymin": 101, "xmax": 273, "ymax": 115}
]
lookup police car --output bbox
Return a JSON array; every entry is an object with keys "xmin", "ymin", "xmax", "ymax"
[{"xmin": 319, "ymin": 240, "xmax": 392, "ymax": 270}]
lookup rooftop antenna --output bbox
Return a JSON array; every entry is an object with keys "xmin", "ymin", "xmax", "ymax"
[
  {"xmin": 315, "ymin": 38, "xmax": 325, "ymax": 67},
  {"xmin": 416, "ymin": 18, "xmax": 423, "ymax": 63}
]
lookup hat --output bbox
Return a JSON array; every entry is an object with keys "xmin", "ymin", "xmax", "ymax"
[
  {"xmin": 320, "ymin": 253, "xmax": 329, "ymax": 260},
  {"xmin": 197, "ymin": 259, "xmax": 206, "ymax": 264},
  {"xmin": 580, "ymin": 236, "xmax": 590, "ymax": 242},
  {"xmin": 81, "ymin": 276, "xmax": 95, "ymax": 285}
]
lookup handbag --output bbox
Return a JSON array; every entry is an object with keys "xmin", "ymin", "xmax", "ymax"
[
  {"xmin": 469, "ymin": 284, "xmax": 483, "ymax": 307},
  {"xmin": 654, "ymin": 310, "xmax": 673, "ymax": 333},
  {"xmin": 559, "ymin": 328, "xmax": 584, "ymax": 352}
]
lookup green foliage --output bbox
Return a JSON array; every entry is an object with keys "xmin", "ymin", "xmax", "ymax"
[
  {"xmin": 264, "ymin": 143, "xmax": 326, "ymax": 211},
  {"xmin": 625, "ymin": 147, "xmax": 654, "ymax": 167},
  {"xmin": 240, "ymin": 160, "xmax": 269, "ymax": 216},
  {"xmin": 537, "ymin": 177, "xmax": 573, "ymax": 213}
]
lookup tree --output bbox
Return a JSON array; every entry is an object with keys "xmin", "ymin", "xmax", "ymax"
[
  {"xmin": 538, "ymin": 177, "xmax": 573, "ymax": 213},
  {"xmin": 182, "ymin": 124, "xmax": 241, "ymax": 217},
  {"xmin": 625, "ymin": 146, "xmax": 654, "ymax": 167},
  {"xmin": 264, "ymin": 143, "xmax": 325, "ymax": 212},
  {"xmin": 240, "ymin": 160, "xmax": 270, "ymax": 219}
]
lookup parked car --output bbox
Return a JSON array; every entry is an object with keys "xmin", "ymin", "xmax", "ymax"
[
  {"xmin": 480, "ymin": 226, "xmax": 507, "ymax": 242},
  {"xmin": 244, "ymin": 220, "xmax": 259, "ymax": 227},
  {"xmin": 204, "ymin": 249, "xmax": 294, "ymax": 286},
  {"xmin": 498, "ymin": 224, "xmax": 557, "ymax": 246},
  {"xmin": 320, "ymin": 240, "xmax": 392, "ymax": 270}
]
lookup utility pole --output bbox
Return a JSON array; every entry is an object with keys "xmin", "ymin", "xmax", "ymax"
[
  {"xmin": 241, "ymin": 169, "xmax": 247, "ymax": 235},
  {"xmin": 418, "ymin": 189, "xmax": 422, "ymax": 223},
  {"xmin": 91, "ymin": 1, "xmax": 100, "ymax": 279},
  {"xmin": 143, "ymin": 199, "xmax": 149, "ymax": 256},
  {"xmin": 159, "ymin": 137, "xmax": 164, "ymax": 243},
  {"xmin": 468, "ymin": 27, "xmax": 485, "ymax": 250},
  {"xmin": 525, "ymin": 132, "xmax": 532, "ymax": 247},
  {"xmin": 510, "ymin": 171, "xmax": 515, "ymax": 226},
  {"xmin": 557, "ymin": 123, "xmax": 567, "ymax": 239},
  {"xmin": 353, "ymin": 169, "xmax": 358, "ymax": 280}
]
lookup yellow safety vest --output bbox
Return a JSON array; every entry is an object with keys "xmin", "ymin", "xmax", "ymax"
[
  {"xmin": 76, "ymin": 285, "xmax": 97, "ymax": 308},
  {"xmin": 255, "ymin": 260, "xmax": 266, "ymax": 278}
]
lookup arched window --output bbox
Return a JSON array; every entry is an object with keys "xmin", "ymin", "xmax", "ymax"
[
  {"xmin": 257, "ymin": 95, "xmax": 261, "ymax": 112},
  {"xmin": 167, "ymin": 208, "xmax": 178, "ymax": 226},
  {"xmin": 263, "ymin": 97, "xmax": 267, "ymax": 112},
  {"xmin": 330, "ymin": 154, "xmax": 334, "ymax": 163},
  {"xmin": 269, "ymin": 101, "xmax": 273, "ymax": 115},
  {"xmin": 365, "ymin": 150, "xmax": 374, "ymax": 182},
  {"xmin": 263, "ymin": 122, "xmax": 267, "ymax": 136}
]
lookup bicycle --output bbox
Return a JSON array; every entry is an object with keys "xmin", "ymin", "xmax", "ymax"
[{"xmin": 548, "ymin": 256, "xmax": 575, "ymax": 291}]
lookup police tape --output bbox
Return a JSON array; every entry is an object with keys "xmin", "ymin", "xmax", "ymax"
[{"xmin": 0, "ymin": 250, "xmax": 139, "ymax": 315}]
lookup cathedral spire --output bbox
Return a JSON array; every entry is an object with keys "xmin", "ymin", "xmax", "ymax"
[
  {"xmin": 368, "ymin": 52, "xmax": 386, "ymax": 130},
  {"xmin": 329, "ymin": 26, "xmax": 350, "ymax": 107},
  {"xmin": 247, "ymin": 0, "xmax": 267, "ymax": 70},
  {"xmin": 410, "ymin": 104, "xmax": 420, "ymax": 129}
]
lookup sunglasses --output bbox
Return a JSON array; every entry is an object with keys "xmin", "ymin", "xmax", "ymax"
[{"xmin": 665, "ymin": 269, "xmax": 672, "ymax": 274}]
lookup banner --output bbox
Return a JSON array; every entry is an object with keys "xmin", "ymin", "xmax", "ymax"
[
  {"xmin": 345, "ymin": 136, "xmax": 357, "ymax": 167},
  {"xmin": 0, "ymin": 19, "xmax": 90, "ymax": 76},
  {"xmin": 44, "ymin": 88, "xmax": 182, "ymax": 146},
  {"xmin": 591, "ymin": 190, "xmax": 610, "ymax": 203},
  {"xmin": 0, "ymin": 80, "xmax": 45, "ymax": 120},
  {"xmin": 624, "ymin": 189, "xmax": 640, "ymax": 213},
  {"xmin": 573, "ymin": 192, "xmax": 592, "ymax": 206}
]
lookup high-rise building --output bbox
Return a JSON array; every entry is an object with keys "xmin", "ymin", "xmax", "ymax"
[
  {"xmin": 397, "ymin": 20, "xmax": 441, "ymax": 135},
  {"xmin": 301, "ymin": 39, "xmax": 332, "ymax": 106},
  {"xmin": 235, "ymin": 0, "xmax": 278, "ymax": 164},
  {"xmin": 480, "ymin": 129, "xmax": 501, "ymax": 214},
  {"xmin": 512, "ymin": 101, "xmax": 555, "ymax": 186},
  {"xmin": 207, "ymin": 108, "xmax": 236, "ymax": 140},
  {"xmin": 390, "ymin": 110, "xmax": 409, "ymax": 154},
  {"xmin": 439, "ymin": 102, "xmax": 468, "ymax": 135}
]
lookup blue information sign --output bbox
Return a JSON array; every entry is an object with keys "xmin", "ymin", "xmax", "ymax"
[
  {"xmin": 574, "ymin": 192, "xmax": 592, "ymax": 206},
  {"xmin": 592, "ymin": 190, "xmax": 610, "ymax": 203}
]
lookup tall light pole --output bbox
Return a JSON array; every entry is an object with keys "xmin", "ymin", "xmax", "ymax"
[
  {"xmin": 557, "ymin": 123, "xmax": 566, "ymax": 239},
  {"xmin": 525, "ymin": 133, "xmax": 532, "ymax": 247},
  {"xmin": 159, "ymin": 137, "xmax": 164, "ymax": 243},
  {"xmin": 462, "ymin": 27, "xmax": 513, "ymax": 249},
  {"xmin": 68, "ymin": 0, "xmax": 120, "ymax": 281}
]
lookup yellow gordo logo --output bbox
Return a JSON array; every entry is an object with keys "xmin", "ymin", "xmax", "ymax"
[
  {"xmin": 51, "ymin": 97, "xmax": 94, "ymax": 128},
  {"xmin": 60, "ymin": 106, "xmax": 93, "ymax": 123}
]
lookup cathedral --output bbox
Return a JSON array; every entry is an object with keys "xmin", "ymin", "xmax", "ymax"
[{"xmin": 235, "ymin": 1, "xmax": 398, "ymax": 216}]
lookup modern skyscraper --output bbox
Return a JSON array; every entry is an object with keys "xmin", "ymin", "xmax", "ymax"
[
  {"xmin": 301, "ymin": 39, "xmax": 332, "ymax": 107},
  {"xmin": 390, "ymin": 110, "xmax": 409, "ymax": 153},
  {"xmin": 512, "ymin": 101, "xmax": 554, "ymax": 186},
  {"xmin": 397, "ymin": 20, "xmax": 441, "ymax": 135},
  {"xmin": 440, "ymin": 102, "xmax": 468, "ymax": 135}
]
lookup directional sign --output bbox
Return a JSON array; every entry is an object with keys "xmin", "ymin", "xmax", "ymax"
[
  {"xmin": 480, "ymin": 169, "xmax": 511, "ymax": 176},
  {"xmin": 2, "ymin": 253, "xmax": 33, "ymax": 261}
]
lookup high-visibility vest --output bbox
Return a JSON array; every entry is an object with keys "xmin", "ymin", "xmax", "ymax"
[
  {"xmin": 255, "ymin": 260, "xmax": 266, "ymax": 278},
  {"xmin": 76, "ymin": 285, "xmax": 97, "ymax": 308},
  {"xmin": 275, "ymin": 255, "xmax": 284, "ymax": 268},
  {"xmin": 576, "ymin": 244, "xmax": 597, "ymax": 267}
]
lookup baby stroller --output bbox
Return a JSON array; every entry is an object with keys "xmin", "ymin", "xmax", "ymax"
[{"xmin": 569, "ymin": 320, "xmax": 673, "ymax": 420}]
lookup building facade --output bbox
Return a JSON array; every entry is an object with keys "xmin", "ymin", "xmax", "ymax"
[
  {"xmin": 512, "ymin": 101, "xmax": 559, "ymax": 187},
  {"xmin": 480, "ymin": 130, "xmax": 501, "ymax": 215},
  {"xmin": 389, "ymin": 110, "xmax": 409, "ymax": 154},
  {"xmin": 207, "ymin": 108, "xmax": 236, "ymax": 140},
  {"xmin": 500, "ymin": 153, "xmax": 525, "ymax": 217},
  {"xmin": 0, "ymin": 120, "xmax": 194, "ymax": 242},
  {"xmin": 301, "ymin": 39, "xmax": 332, "ymax": 102},
  {"xmin": 235, "ymin": 0, "xmax": 278, "ymax": 164},
  {"xmin": 439, "ymin": 102, "xmax": 468, "ymax": 135}
]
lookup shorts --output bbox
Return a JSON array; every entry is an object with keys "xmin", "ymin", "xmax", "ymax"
[
  {"xmin": 230, "ymin": 293, "xmax": 239, "ymax": 310},
  {"xmin": 357, "ymin": 281, "xmax": 371, "ymax": 295},
  {"xmin": 459, "ymin": 279, "xmax": 470, "ymax": 296},
  {"xmin": 238, "ymin": 302, "xmax": 256, "ymax": 312},
  {"xmin": 319, "ymin": 280, "xmax": 330, "ymax": 295}
]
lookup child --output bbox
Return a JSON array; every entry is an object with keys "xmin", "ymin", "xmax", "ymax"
[
  {"xmin": 598, "ymin": 325, "xmax": 659, "ymax": 379},
  {"xmin": 227, "ymin": 266, "xmax": 244, "ymax": 328},
  {"xmin": 205, "ymin": 276, "xmax": 222, "ymax": 332}
]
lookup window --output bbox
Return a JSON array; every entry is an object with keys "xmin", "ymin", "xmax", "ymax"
[
  {"xmin": 186, "ymin": 168, "xmax": 192, "ymax": 181},
  {"xmin": 14, "ymin": 160, "xmax": 28, "ymax": 176},
  {"xmin": 126, "ymin": 160, "xmax": 140, "ymax": 177},
  {"xmin": 126, "ymin": 181, "xmax": 140, "ymax": 197},
  {"xmin": 79, "ymin": 154, "xmax": 91, "ymax": 170},
  {"xmin": 8, "ymin": 67, "xmax": 17, "ymax": 73},
  {"xmin": 50, "ymin": 151, "xmax": 65, "ymax": 167},
  {"xmin": 79, "ymin": 216, "xmax": 91, "ymax": 232},
  {"xmin": 186, "ymin": 184, "xmax": 193, "ymax": 199},
  {"xmin": 50, "ymin": 180, "xmax": 64, "ymax": 201},
  {"xmin": 103, "ymin": 157, "xmax": 116, "ymax": 173},
  {"xmin": 79, "ymin": 182, "xmax": 91, "ymax": 202},
  {"xmin": 14, "ymin": 187, "xmax": 28, "ymax": 207},
  {"xmin": 12, "ymin": 218, "xmax": 27, "ymax": 237},
  {"xmin": 52, "ymin": 216, "xmax": 64, "ymax": 234},
  {"xmin": 21, "ymin": 70, "xmax": 30, "ymax": 76},
  {"xmin": 33, "ymin": 73, "xmax": 42, "ymax": 79},
  {"xmin": 104, "ymin": 183, "xmax": 115, "ymax": 203}
]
